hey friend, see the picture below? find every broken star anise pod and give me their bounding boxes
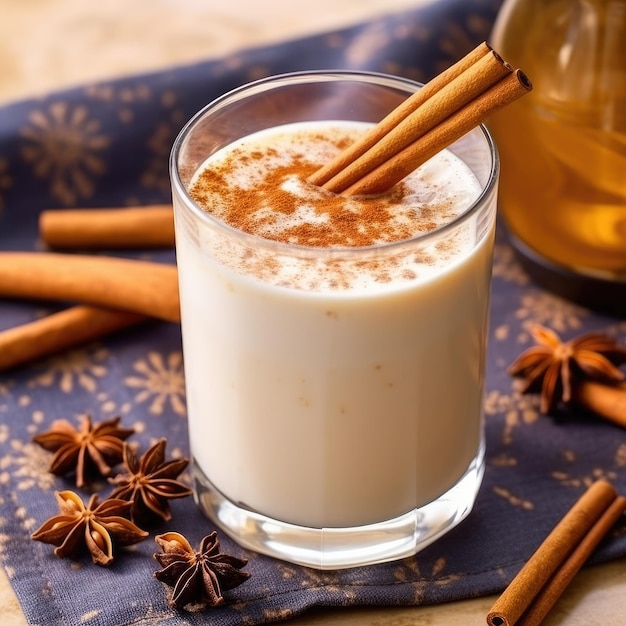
[154,531,251,609]
[508,324,626,414]
[108,439,192,525]
[33,414,135,488]
[31,490,148,566]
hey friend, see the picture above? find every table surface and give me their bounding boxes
[1,1,625,624]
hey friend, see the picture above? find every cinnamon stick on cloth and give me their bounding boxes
[516,495,626,626]
[0,252,180,322]
[571,380,626,429]
[486,480,626,626]
[0,305,148,372]
[39,204,175,250]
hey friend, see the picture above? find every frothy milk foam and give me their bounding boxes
[175,121,493,528]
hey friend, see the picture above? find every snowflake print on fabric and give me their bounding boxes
[491,486,534,511]
[514,292,588,335]
[484,388,541,446]
[20,101,109,205]
[28,347,109,394]
[551,443,626,490]
[125,351,186,416]
[1,440,58,493]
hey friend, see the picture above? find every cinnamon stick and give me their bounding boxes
[320,49,512,194]
[0,306,148,372]
[486,480,619,626]
[516,495,626,626]
[345,69,531,196]
[307,41,493,187]
[39,204,174,250]
[572,380,626,429]
[0,252,179,322]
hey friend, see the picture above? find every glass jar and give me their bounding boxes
[489,0,626,315]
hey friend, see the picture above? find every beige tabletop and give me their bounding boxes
[1,1,625,624]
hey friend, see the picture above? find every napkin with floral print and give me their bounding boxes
[1,1,626,625]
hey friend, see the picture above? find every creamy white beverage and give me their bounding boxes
[174,120,493,530]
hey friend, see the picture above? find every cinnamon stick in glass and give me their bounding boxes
[39,204,174,250]
[486,480,620,626]
[308,41,493,187]
[0,252,180,322]
[0,306,148,372]
[308,41,531,197]
[345,69,531,196]
[320,49,512,194]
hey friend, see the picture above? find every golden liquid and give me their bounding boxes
[490,0,626,278]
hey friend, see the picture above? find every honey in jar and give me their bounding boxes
[489,0,626,314]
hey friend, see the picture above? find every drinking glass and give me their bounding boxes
[170,71,499,569]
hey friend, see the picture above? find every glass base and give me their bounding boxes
[192,442,485,570]
[507,230,626,318]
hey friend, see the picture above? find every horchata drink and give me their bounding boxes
[170,72,499,569]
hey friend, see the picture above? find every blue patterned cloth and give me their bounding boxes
[1,1,626,625]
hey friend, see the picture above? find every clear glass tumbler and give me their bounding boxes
[170,71,499,569]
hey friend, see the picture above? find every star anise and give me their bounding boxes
[154,531,251,609]
[31,490,148,566]
[33,414,135,487]
[508,325,626,414]
[108,439,192,525]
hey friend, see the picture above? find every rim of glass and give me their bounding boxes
[170,70,499,256]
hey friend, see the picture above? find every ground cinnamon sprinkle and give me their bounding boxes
[193,158,411,247]
[188,126,439,249]
[186,123,478,290]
